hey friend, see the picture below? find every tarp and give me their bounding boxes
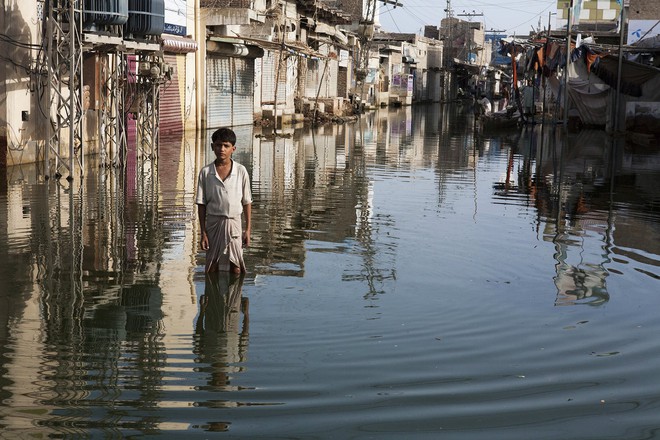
[632,34,660,48]
[567,59,611,125]
[591,54,660,97]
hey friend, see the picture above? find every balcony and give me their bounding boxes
[201,0,267,26]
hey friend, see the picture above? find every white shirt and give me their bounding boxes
[479,97,492,115]
[196,160,253,218]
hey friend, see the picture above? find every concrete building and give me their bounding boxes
[2,0,450,169]
[373,33,443,106]
[201,0,354,127]
[437,17,488,100]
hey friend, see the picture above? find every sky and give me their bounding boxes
[376,0,559,37]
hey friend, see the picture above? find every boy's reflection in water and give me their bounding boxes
[194,272,249,392]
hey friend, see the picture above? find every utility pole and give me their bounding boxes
[445,0,453,55]
[355,0,402,108]
[456,10,483,64]
[543,12,556,123]
[563,1,572,128]
[444,0,454,101]
[46,0,85,180]
[45,2,164,177]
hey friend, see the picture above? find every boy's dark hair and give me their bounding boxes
[211,127,237,146]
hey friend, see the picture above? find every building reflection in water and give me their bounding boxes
[245,119,400,299]
[505,127,622,306]
[0,131,200,436]
[2,102,660,436]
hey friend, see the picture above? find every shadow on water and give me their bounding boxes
[1,103,660,437]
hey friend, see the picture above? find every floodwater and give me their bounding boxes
[1,104,660,439]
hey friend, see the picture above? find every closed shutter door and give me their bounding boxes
[262,50,287,108]
[207,56,232,128]
[159,54,183,133]
[337,66,347,98]
[327,62,338,97]
[305,58,318,97]
[277,57,288,104]
[261,51,276,104]
[233,58,254,126]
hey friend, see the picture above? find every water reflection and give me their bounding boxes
[1,103,660,437]
[194,273,249,397]
[519,127,616,305]
[544,130,616,305]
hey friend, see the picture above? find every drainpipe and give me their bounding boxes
[273,11,286,131]
[195,0,203,132]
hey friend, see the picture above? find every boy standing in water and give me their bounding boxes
[196,128,253,273]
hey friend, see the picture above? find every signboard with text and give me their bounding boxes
[164,0,187,36]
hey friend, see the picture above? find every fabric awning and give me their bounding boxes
[162,35,198,54]
[207,39,264,58]
[233,34,327,60]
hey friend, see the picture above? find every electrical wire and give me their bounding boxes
[0,54,34,74]
[379,0,556,36]
[378,0,438,31]
[501,1,555,34]
[4,121,29,152]
[0,33,42,50]
[385,6,403,33]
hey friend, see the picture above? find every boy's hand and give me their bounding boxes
[242,231,250,248]
[200,232,209,250]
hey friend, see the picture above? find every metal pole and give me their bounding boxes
[69,0,76,179]
[45,0,53,178]
[563,2,572,128]
[613,2,626,134]
[542,11,554,124]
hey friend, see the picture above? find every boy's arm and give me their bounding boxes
[198,204,209,250]
[242,203,252,247]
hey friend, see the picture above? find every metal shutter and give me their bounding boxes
[261,51,276,104]
[233,58,255,126]
[159,54,183,133]
[207,55,255,128]
[305,58,318,98]
[207,56,232,128]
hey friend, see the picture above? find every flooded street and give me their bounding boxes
[1,104,660,438]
